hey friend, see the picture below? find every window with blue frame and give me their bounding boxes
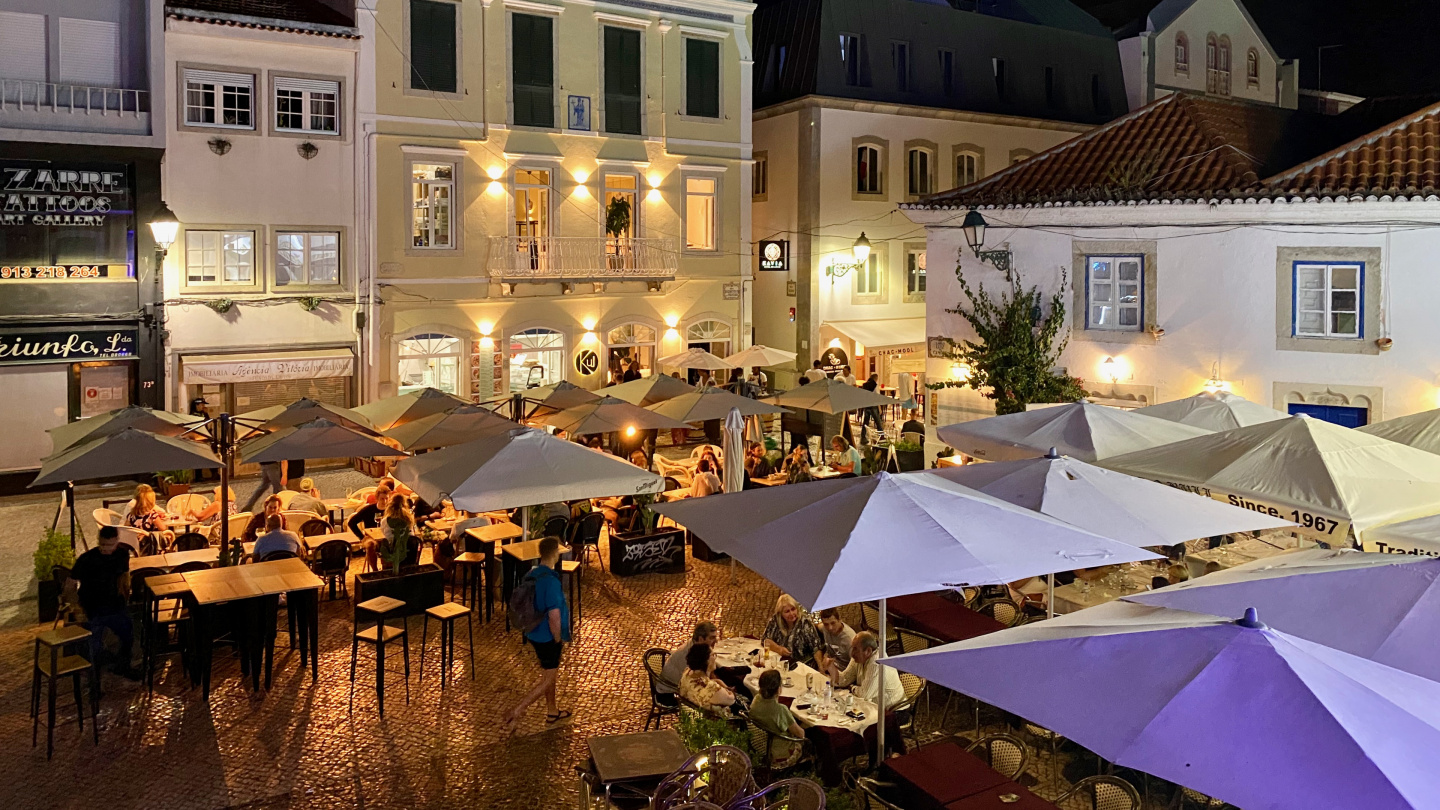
[1287,403,1368,428]
[1293,262,1362,338]
[1085,255,1143,331]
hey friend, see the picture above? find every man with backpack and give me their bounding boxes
[502,536,571,732]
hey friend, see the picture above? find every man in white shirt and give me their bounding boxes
[827,631,904,711]
[660,621,718,702]
[449,510,493,546]
[838,365,857,386]
[747,366,768,392]
[803,360,827,383]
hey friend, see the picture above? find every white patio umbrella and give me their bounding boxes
[33,427,223,486]
[764,377,899,459]
[647,388,787,424]
[1359,513,1440,556]
[353,387,470,430]
[1360,408,1440,455]
[1134,390,1288,432]
[599,374,696,407]
[1102,415,1440,545]
[47,406,198,454]
[722,407,747,583]
[724,344,797,369]
[938,400,1212,463]
[658,347,735,371]
[238,418,404,463]
[541,396,691,436]
[383,404,516,452]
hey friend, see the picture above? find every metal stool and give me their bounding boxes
[31,625,100,759]
[349,596,409,717]
[451,552,489,621]
[142,576,192,691]
[420,601,474,688]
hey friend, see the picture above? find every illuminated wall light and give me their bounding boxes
[664,328,680,340]
[663,314,679,328]
[572,183,589,198]
[646,188,662,203]
[1100,356,1128,384]
[573,169,589,184]
[486,180,505,196]
[478,320,495,336]
[479,336,495,350]
[950,362,971,381]
[854,341,865,357]
[582,317,597,330]
[827,337,843,349]
[583,331,598,344]
[647,173,662,188]
[486,166,504,180]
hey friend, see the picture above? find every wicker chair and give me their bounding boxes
[894,670,926,742]
[643,647,680,730]
[745,714,807,777]
[1174,787,1229,809]
[854,777,906,810]
[858,602,898,650]
[652,746,755,810]
[966,732,1029,780]
[1058,775,1141,810]
[1022,721,1066,797]
[977,596,1025,627]
[732,777,826,810]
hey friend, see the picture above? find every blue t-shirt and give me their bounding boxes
[523,564,571,644]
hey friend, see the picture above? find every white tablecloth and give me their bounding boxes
[740,657,878,732]
[1052,566,1157,614]
[1187,535,1300,578]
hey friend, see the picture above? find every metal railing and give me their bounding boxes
[488,236,678,280]
[0,79,150,116]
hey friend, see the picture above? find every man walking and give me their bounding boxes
[242,459,287,513]
[502,536,570,731]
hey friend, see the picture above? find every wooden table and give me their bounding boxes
[322,497,358,525]
[462,523,526,619]
[131,544,255,571]
[586,730,691,805]
[882,740,1015,810]
[305,531,360,552]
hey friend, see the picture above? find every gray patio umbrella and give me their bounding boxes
[47,406,198,454]
[762,377,897,415]
[542,396,691,436]
[354,387,470,430]
[599,373,696,407]
[238,397,376,433]
[239,418,404,464]
[384,405,517,452]
[648,388,787,423]
[32,427,222,487]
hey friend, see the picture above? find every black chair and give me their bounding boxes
[174,532,209,551]
[642,647,679,730]
[350,596,410,717]
[314,539,352,600]
[542,515,569,539]
[568,512,607,570]
[664,476,684,492]
[172,560,213,574]
[128,567,165,606]
[260,550,298,562]
[298,519,331,538]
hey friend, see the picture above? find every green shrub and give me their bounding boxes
[676,710,750,754]
[33,528,74,583]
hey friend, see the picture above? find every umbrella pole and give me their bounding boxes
[69,483,79,551]
[1048,575,1055,620]
[522,507,530,541]
[219,413,232,563]
[877,596,888,762]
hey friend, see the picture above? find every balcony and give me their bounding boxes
[0,79,152,137]
[487,237,678,282]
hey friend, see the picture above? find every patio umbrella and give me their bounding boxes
[599,373,696,407]
[238,418,404,464]
[1134,391,1288,432]
[541,396,691,436]
[353,387,469,430]
[1363,513,1440,556]
[1359,408,1440,455]
[724,344,797,368]
[1101,415,1440,545]
[33,427,223,487]
[658,347,735,371]
[648,388,787,424]
[937,400,1211,463]
[1127,548,1440,681]
[722,407,747,582]
[383,404,516,452]
[47,406,198,454]
[763,377,896,415]
[238,397,376,433]
[887,600,1440,810]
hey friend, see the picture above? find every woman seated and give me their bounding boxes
[678,642,735,712]
[783,446,813,484]
[376,495,418,569]
[830,435,863,474]
[762,593,823,664]
[691,457,723,497]
[194,485,238,524]
[242,495,285,543]
[744,442,774,479]
[126,484,175,550]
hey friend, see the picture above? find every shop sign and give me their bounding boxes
[1150,479,1352,543]
[574,348,600,375]
[759,240,788,271]
[723,282,741,300]
[182,352,355,384]
[2,162,129,228]
[0,264,132,282]
[0,326,137,365]
[872,346,918,357]
[820,346,849,375]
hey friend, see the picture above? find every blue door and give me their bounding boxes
[1287,403,1369,428]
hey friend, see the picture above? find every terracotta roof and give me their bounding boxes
[1261,98,1440,198]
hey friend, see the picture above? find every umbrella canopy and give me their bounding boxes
[1101,415,1440,544]
[353,387,470,430]
[927,450,1293,549]
[1127,548,1440,680]
[651,471,1159,611]
[598,374,696,407]
[541,396,690,436]
[724,344,797,368]
[239,418,403,463]
[47,406,197,454]
[648,388,787,424]
[394,426,663,511]
[1363,513,1440,556]
[762,377,897,415]
[938,400,1211,463]
[33,427,222,487]
[383,405,516,452]
[658,347,735,371]
[1134,391,1289,432]
[238,397,376,433]
[522,379,602,411]
[722,408,746,495]
[887,600,1440,810]
[1359,408,1440,455]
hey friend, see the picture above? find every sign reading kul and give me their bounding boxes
[0,327,137,365]
[1,164,127,227]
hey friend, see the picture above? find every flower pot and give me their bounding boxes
[162,482,191,498]
[354,563,444,616]
[610,527,687,576]
[37,579,60,624]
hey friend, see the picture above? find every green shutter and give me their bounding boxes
[604,26,642,134]
[409,0,457,94]
[685,38,720,118]
[513,14,554,127]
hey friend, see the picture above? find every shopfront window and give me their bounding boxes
[509,328,564,392]
[398,333,462,394]
[606,322,656,384]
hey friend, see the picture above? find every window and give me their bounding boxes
[856,145,881,195]
[752,152,768,199]
[1217,37,1231,95]
[1294,264,1361,338]
[603,173,637,239]
[399,333,462,395]
[513,14,555,127]
[184,69,254,129]
[686,320,731,358]
[685,38,721,118]
[906,148,932,196]
[0,12,47,82]
[514,169,551,239]
[1175,33,1189,74]
[185,231,255,285]
[855,254,880,295]
[607,322,657,383]
[409,0,457,94]
[1086,255,1143,331]
[603,26,642,135]
[993,58,1006,101]
[840,34,860,86]
[1206,34,1230,96]
[275,77,339,134]
[509,328,564,393]
[684,176,717,251]
[1247,48,1260,86]
[1010,149,1033,166]
[777,45,788,82]
[59,18,119,87]
[892,41,910,91]
[939,50,955,96]
[906,249,926,297]
[276,232,340,286]
[1044,66,1057,108]
[956,152,979,187]
[412,162,454,249]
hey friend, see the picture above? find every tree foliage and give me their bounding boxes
[928,262,1085,415]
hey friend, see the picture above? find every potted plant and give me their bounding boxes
[34,528,75,623]
[604,196,631,268]
[354,526,445,615]
[611,493,687,575]
[156,469,194,498]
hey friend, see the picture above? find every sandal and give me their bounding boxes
[545,709,573,724]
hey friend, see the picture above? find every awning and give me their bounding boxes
[823,318,927,349]
[182,348,355,385]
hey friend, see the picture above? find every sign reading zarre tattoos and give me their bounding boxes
[1,162,129,227]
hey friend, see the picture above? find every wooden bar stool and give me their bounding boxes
[143,576,193,691]
[31,625,100,759]
[420,601,474,688]
[451,552,489,621]
[350,596,409,717]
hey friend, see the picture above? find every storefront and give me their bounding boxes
[179,347,356,415]
[822,317,927,401]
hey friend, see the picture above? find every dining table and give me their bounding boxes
[741,657,879,735]
[883,740,1058,810]
[748,466,847,488]
[498,539,582,634]
[583,730,692,807]
[1187,534,1300,578]
[1051,564,1158,615]
[131,543,255,571]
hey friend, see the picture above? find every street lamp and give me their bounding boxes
[825,232,875,280]
[149,201,179,254]
[960,209,1013,276]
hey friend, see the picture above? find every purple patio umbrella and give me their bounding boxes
[1127,548,1440,681]
[887,600,1440,810]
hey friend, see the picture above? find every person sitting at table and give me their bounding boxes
[763,594,823,663]
[660,621,718,705]
[126,483,175,550]
[252,514,304,561]
[679,642,735,711]
[784,445,814,484]
[817,608,856,670]
[68,526,139,680]
[195,485,238,524]
[243,495,285,543]
[692,458,723,497]
[1150,575,1170,590]
[286,477,328,518]
[698,446,722,477]
[744,442,774,480]
[629,449,651,472]
[448,510,493,546]
[827,631,905,716]
[1203,560,1223,576]
[751,669,805,762]
[1166,563,1191,586]
[830,435,863,474]
[371,495,418,570]
[348,483,391,538]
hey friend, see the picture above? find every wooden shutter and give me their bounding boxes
[59,17,120,87]
[512,14,554,127]
[685,38,720,118]
[409,0,457,93]
[603,26,642,134]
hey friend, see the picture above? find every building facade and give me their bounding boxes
[356,0,754,403]
[0,0,167,475]
[750,0,1123,393]
[159,1,362,418]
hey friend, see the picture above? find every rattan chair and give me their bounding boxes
[1058,775,1141,810]
[894,670,926,742]
[1174,787,1229,809]
[1022,721,1067,797]
[643,647,680,730]
[854,776,906,810]
[745,714,807,777]
[732,777,825,810]
[966,732,1029,780]
[977,596,1025,627]
[690,745,755,808]
[859,602,898,650]
[174,532,210,551]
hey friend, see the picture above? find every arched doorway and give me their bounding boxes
[606,322,657,384]
[397,333,463,395]
[684,319,732,385]
[508,328,565,392]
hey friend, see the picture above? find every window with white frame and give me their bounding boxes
[1086,255,1143,331]
[184,69,254,129]
[956,152,979,187]
[906,248,926,296]
[906,148,932,196]
[412,162,454,249]
[276,232,340,286]
[1246,48,1260,86]
[855,254,880,295]
[753,152,768,199]
[1294,263,1361,338]
[1175,32,1189,74]
[185,230,255,285]
[275,77,339,134]
[399,333,462,394]
[685,175,717,251]
[856,144,881,194]
[603,173,637,240]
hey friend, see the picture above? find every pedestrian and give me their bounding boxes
[242,458,287,513]
[859,373,882,441]
[838,365,857,386]
[803,360,827,383]
[502,536,571,732]
[67,526,139,680]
